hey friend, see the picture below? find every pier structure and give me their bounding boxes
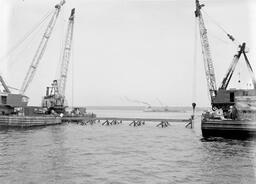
[61,116,193,128]
[156,120,171,128]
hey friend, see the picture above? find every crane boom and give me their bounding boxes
[220,43,245,90]
[58,8,75,97]
[195,0,217,102]
[0,75,11,93]
[19,0,65,95]
[243,50,256,89]
[41,8,75,113]
[220,42,256,90]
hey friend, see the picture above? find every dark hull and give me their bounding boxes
[201,118,256,139]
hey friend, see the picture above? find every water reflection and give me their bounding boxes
[45,125,70,183]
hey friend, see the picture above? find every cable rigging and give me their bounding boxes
[0,9,54,63]
[20,0,66,95]
[201,9,238,45]
[192,16,198,103]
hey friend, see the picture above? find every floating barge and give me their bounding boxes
[0,115,61,128]
[201,95,256,138]
[0,93,62,128]
[202,118,256,138]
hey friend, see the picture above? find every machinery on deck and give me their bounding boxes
[195,0,256,113]
[195,0,256,138]
[0,2,91,127]
[0,1,65,116]
[41,9,75,114]
[0,75,28,115]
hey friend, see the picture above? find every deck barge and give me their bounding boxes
[0,115,61,128]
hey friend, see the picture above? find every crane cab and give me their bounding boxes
[212,88,256,112]
[0,93,29,115]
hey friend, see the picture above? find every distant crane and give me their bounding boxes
[19,0,65,95]
[41,8,75,113]
[156,98,168,111]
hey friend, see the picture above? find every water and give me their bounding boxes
[0,107,256,184]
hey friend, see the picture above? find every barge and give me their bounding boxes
[0,115,61,128]
[0,1,70,128]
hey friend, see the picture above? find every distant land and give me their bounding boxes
[85,106,209,112]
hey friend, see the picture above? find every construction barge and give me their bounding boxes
[195,0,256,138]
[0,92,62,128]
[0,1,74,128]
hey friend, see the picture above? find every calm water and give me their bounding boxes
[0,108,256,184]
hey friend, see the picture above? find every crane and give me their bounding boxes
[195,0,256,111]
[220,43,256,90]
[42,8,75,113]
[19,0,65,95]
[58,8,75,99]
[195,0,217,103]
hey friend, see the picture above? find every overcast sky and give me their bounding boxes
[0,0,256,107]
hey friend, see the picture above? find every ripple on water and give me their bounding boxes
[0,120,255,183]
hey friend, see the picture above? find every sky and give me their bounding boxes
[0,0,256,107]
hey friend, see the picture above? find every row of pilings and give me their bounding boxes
[63,117,194,128]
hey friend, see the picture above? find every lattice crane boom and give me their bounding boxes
[220,43,245,90]
[242,49,256,89]
[41,8,75,113]
[19,0,65,95]
[220,42,256,90]
[195,0,217,102]
[58,8,75,98]
[0,75,11,93]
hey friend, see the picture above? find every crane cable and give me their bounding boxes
[207,31,230,45]
[202,9,250,88]
[193,17,198,103]
[55,13,66,81]
[9,17,50,68]
[0,9,54,63]
[201,9,240,46]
